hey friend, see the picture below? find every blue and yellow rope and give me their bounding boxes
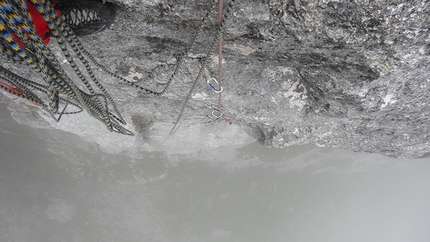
[0,0,132,135]
[0,0,236,136]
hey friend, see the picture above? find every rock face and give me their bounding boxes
[1,0,429,158]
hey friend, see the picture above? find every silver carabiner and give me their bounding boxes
[207,77,223,93]
[212,109,223,118]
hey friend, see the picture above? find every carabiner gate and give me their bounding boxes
[207,77,223,93]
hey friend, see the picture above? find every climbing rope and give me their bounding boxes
[0,65,83,115]
[0,0,234,136]
[169,0,236,134]
[216,0,224,118]
[0,0,135,134]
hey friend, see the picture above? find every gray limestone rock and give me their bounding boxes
[1,0,429,158]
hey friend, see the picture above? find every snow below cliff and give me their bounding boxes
[1,101,430,242]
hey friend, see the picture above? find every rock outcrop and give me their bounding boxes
[1,0,429,158]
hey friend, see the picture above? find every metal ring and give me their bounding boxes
[212,109,223,118]
[207,77,223,93]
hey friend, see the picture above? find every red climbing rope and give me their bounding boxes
[216,0,232,125]
[217,0,223,116]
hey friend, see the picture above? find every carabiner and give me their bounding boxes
[207,77,223,93]
[212,109,223,118]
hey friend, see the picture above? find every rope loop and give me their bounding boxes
[212,109,223,118]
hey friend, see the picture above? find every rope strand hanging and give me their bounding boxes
[168,0,236,135]
[216,0,224,118]
[0,0,236,136]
